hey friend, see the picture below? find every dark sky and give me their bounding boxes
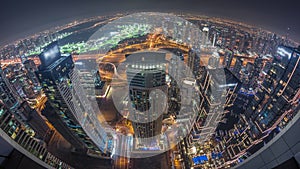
[1,0,300,46]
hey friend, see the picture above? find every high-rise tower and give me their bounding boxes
[37,42,110,157]
[126,52,168,149]
[250,46,300,132]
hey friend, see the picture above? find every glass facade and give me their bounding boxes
[37,43,110,157]
[0,99,71,169]
[126,52,167,147]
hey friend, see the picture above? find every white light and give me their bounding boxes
[277,47,292,59]
[203,27,209,32]
[43,46,59,59]
[219,83,237,88]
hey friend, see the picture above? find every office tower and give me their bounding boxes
[232,58,243,78]
[1,63,52,142]
[125,52,168,149]
[202,27,210,45]
[245,62,254,75]
[37,42,110,156]
[5,64,38,99]
[263,60,272,74]
[187,67,241,146]
[188,49,200,77]
[19,101,52,142]
[0,66,20,113]
[251,46,300,132]
[0,101,72,169]
[252,57,263,78]
[1,62,70,168]
[182,67,240,168]
[169,53,185,82]
[0,65,28,123]
[167,55,183,116]
[240,62,252,85]
[249,57,263,88]
[23,59,40,87]
[224,46,300,162]
[208,52,220,69]
[74,59,99,97]
[224,49,234,68]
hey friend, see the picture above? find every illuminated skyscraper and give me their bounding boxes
[187,67,240,146]
[250,46,300,132]
[0,100,72,169]
[232,58,243,78]
[126,52,167,148]
[202,27,210,45]
[208,52,220,69]
[224,46,300,162]
[0,66,20,113]
[1,63,52,142]
[23,59,40,87]
[37,42,110,157]
[74,59,99,97]
[223,49,234,68]
[0,57,70,169]
[251,57,263,79]
[188,49,200,76]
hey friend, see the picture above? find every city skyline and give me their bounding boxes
[1,0,300,46]
[0,9,299,169]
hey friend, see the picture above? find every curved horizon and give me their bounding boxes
[1,0,300,46]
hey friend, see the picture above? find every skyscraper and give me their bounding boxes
[0,54,70,169]
[188,49,200,77]
[0,99,72,169]
[0,66,21,112]
[208,52,220,69]
[252,46,300,132]
[223,45,300,162]
[232,58,243,78]
[37,42,110,157]
[23,59,40,87]
[249,57,263,88]
[187,67,240,146]
[125,52,168,149]
[0,65,29,122]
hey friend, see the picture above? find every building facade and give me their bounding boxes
[126,52,168,149]
[37,42,110,157]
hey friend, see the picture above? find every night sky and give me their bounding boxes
[1,0,300,46]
